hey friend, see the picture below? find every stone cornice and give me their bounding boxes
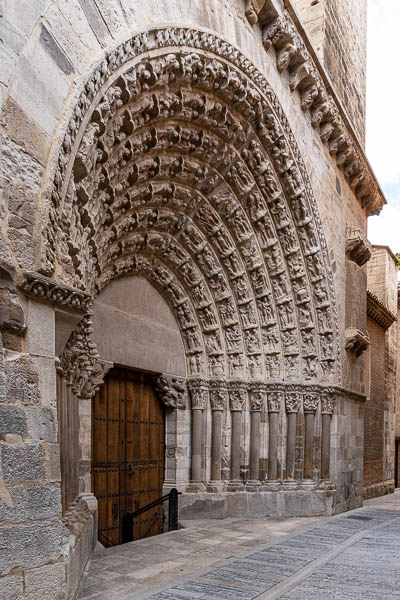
[20,272,92,313]
[246,0,386,217]
[367,290,397,331]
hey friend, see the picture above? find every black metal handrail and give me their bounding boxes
[122,488,181,544]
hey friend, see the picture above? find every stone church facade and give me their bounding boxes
[0,0,386,598]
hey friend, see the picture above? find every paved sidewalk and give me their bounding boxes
[79,491,400,600]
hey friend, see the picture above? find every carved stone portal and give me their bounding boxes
[43,26,339,388]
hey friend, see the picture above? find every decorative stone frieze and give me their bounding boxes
[345,328,370,357]
[346,227,372,266]
[367,291,397,331]
[21,272,92,313]
[154,374,186,409]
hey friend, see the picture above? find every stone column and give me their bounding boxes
[283,391,302,490]
[265,390,283,491]
[207,379,227,492]
[187,379,208,492]
[301,392,319,490]
[320,392,335,488]
[227,382,247,491]
[247,384,266,490]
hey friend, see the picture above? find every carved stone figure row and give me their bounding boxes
[187,378,336,414]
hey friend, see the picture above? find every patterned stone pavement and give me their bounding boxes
[78,492,400,600]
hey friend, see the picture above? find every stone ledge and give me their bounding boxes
[179,489,335,519]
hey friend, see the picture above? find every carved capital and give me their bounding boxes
[321,392,335,415]
[248,383,266,411]
[229,381,247,411]
[154,374,186,409]
[267,390,283,412]
[285,391,302,413]
[188,378,209,410]
[209,379,228,411]
[303,392,319,413]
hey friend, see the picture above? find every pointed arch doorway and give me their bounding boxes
[92,367,165,546]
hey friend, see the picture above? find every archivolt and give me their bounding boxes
[43,26,339,384]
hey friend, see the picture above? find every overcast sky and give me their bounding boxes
[366,0,400,254]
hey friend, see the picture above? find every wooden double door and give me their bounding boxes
[92,367,165,546]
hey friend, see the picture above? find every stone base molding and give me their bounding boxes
[179,489,336,519]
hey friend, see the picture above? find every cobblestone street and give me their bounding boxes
[78,492,400,600]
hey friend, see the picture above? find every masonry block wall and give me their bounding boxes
[364,319,385,489]
[364,246,398,499]
[292,0,367,145]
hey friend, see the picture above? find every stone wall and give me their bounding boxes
[292,0,367,145]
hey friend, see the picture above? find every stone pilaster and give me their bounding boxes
[186,379,208,492]
[247,383,266,490]
[284,391,302,490]
[265,390,283,491]
[207,379,227,492]
[302,392,319,490]
[227,381,247,491]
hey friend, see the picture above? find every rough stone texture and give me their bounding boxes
[0,134,42,194]
[25,562,66,600]
[0,485,26,524]
[0,404,27,440]
[27,483,62,519]
[0,519,63,575]
[5,355,40,405]
[0,573,24,600]
[1,443,46,484]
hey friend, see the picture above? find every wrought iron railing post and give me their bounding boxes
[168,488,179,532]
